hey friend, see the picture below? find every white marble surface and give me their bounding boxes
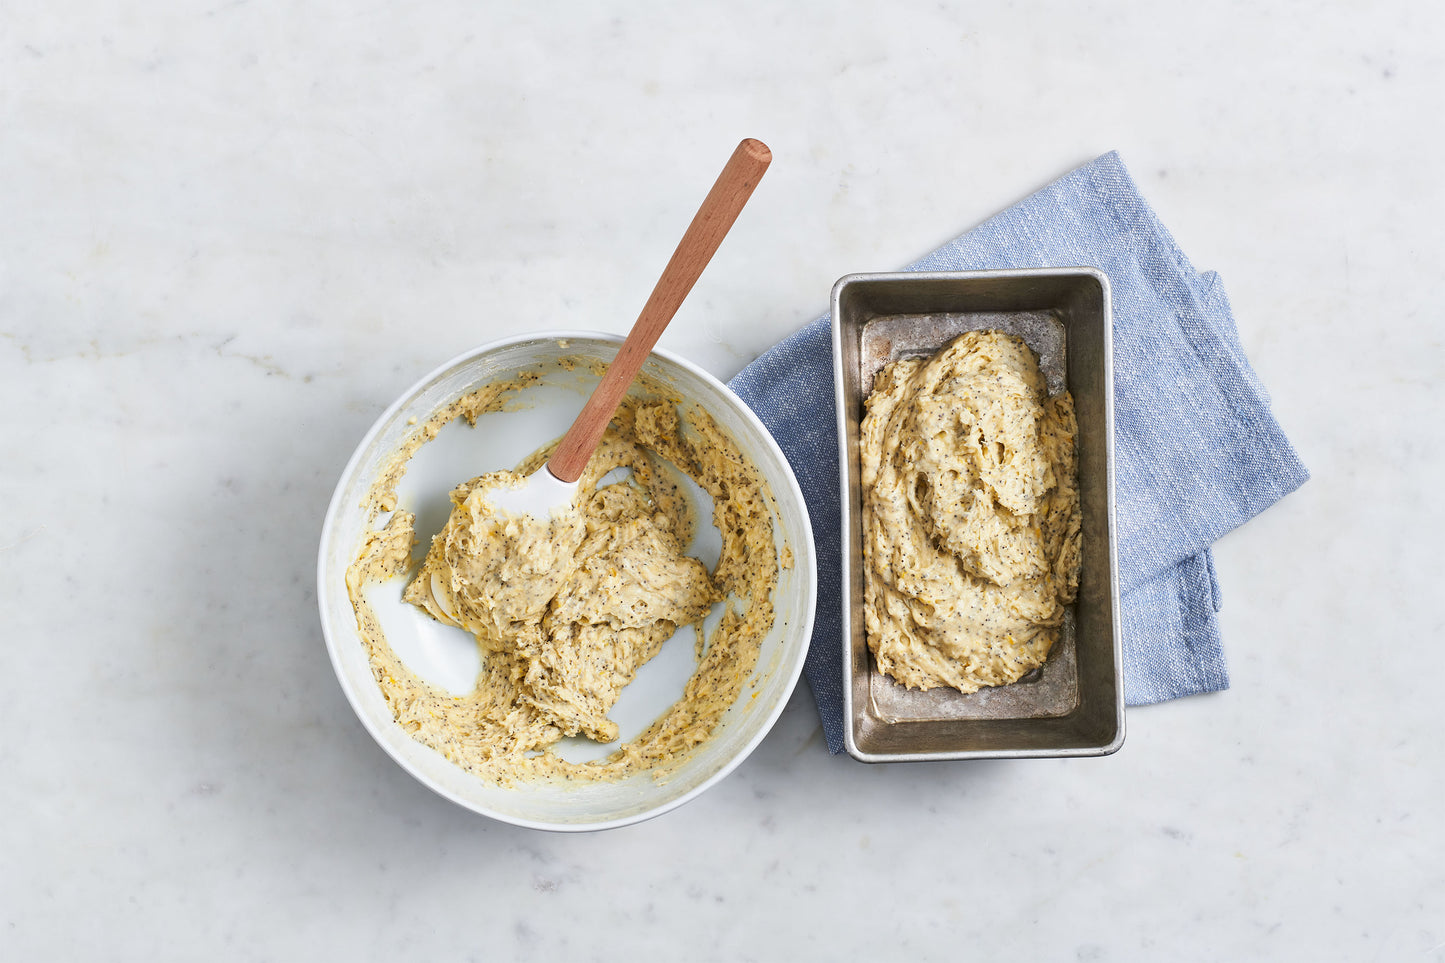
[3,1,1441,959]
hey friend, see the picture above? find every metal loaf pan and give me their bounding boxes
[832,269,1123,762]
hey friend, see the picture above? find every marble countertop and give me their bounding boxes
[4,2,1441,959]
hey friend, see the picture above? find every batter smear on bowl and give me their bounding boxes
[345,372,781,785]
[860,330,1082,693]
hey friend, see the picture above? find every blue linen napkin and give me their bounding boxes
[727,150,1309,754]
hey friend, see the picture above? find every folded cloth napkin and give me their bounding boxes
[727,150,1309,754]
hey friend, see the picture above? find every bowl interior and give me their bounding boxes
[319,332,815,830]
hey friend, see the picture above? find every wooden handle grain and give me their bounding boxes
[547,138,772,483]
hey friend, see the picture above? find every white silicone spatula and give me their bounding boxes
[488,137,772,520]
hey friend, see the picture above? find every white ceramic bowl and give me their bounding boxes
[317,332,816,831]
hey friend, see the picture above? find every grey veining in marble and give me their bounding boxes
[2,2,1441,960]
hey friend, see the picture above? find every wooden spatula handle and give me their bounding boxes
[547,138,772,483]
